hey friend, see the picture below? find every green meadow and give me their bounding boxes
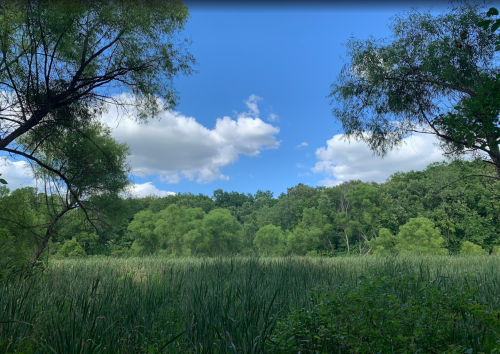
[1,256,500,353]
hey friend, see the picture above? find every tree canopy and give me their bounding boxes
[329,2,500,178]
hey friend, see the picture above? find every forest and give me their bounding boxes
[1,159,499,269]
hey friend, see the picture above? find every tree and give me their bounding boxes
[395,217,448,255]
[154,204,187,255]
[127,210,158,255]
[0,0,195,259]
[55,237,86,258]
[368,228,397,256]
[329,2,500,179]
[460,240,487,255]
[253,224,286,256]
[0,186,47,274]
[202,209,242,256]
[24,120,130,262]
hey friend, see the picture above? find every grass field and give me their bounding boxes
[1,256,500,353]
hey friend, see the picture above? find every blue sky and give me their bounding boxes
[3,1,459,198]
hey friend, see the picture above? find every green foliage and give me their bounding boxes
[368,228,397,255]
[0,0,196,262]
[202,209,242,256]
[330,2,500,177]
[55,238,87,258]
[254,225,286,256]
[270,268,500,353]
[0,187,48,274]
[395,217,448,255]
[127,210,159,255]
[461,241,487,255]
[2,256,500,352]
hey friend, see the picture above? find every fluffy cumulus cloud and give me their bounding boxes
[101,94,280,184]
[126,182,175,198]
[312,133,447,187]
[0,158,36,189]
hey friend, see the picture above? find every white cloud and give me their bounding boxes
[313,133,447,186]
[101,94,280,184]
[243,94,263,117]
[0,158,36,189]
[296,142,308,149]
[126,182,175,198]
[267,113,279,122]
[296,163,306,168]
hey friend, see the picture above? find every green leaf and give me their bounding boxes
[491,21,500,33]
[478,20,491,29]
[487,7,499,17]
[0,179,6,185]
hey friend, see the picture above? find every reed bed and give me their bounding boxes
[1,256,499,353]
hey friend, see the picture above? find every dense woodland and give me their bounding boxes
[2,159,499,265]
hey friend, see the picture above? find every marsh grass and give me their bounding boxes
[1,256,499,353]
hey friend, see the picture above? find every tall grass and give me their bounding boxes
[1,256,499,353]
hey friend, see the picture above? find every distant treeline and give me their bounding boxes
[2,160,500,263]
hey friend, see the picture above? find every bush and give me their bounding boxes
[395,217,448,255]
[368,228,397,255]
[461,241,487,255]
[55,238,87,258]
[269,268,500,353]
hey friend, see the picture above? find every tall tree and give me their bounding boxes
[26,121,130,262]
[329,2,500,178]
[0,1,194,207]
[0,0,195,262]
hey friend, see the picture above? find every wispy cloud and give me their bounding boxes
[243,94,263,117]
[296,142,308,149]
[267,112,279,122]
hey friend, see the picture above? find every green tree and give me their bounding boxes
[23,121,131,262]
[368,228,398,256]
[202,209,242,256]
[253,224,286,256]
[460,241,487,255]
[0,0,195,260]
[0,187,47,274]
[154,204,186,255]
[55,237,87,258]
[127,210,158,255]
[395,217,448,255]
[329,2,500,178]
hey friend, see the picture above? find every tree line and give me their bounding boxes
[1,159,499,267]
[2,1,500,273]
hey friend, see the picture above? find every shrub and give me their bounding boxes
[395,217,448,255]
[269,268,500,353]
[461,241,487,255]
[55,238,87,258]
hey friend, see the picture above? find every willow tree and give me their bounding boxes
[0,0,195,262]
[329,2,500,179]
[0,0,194,186]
